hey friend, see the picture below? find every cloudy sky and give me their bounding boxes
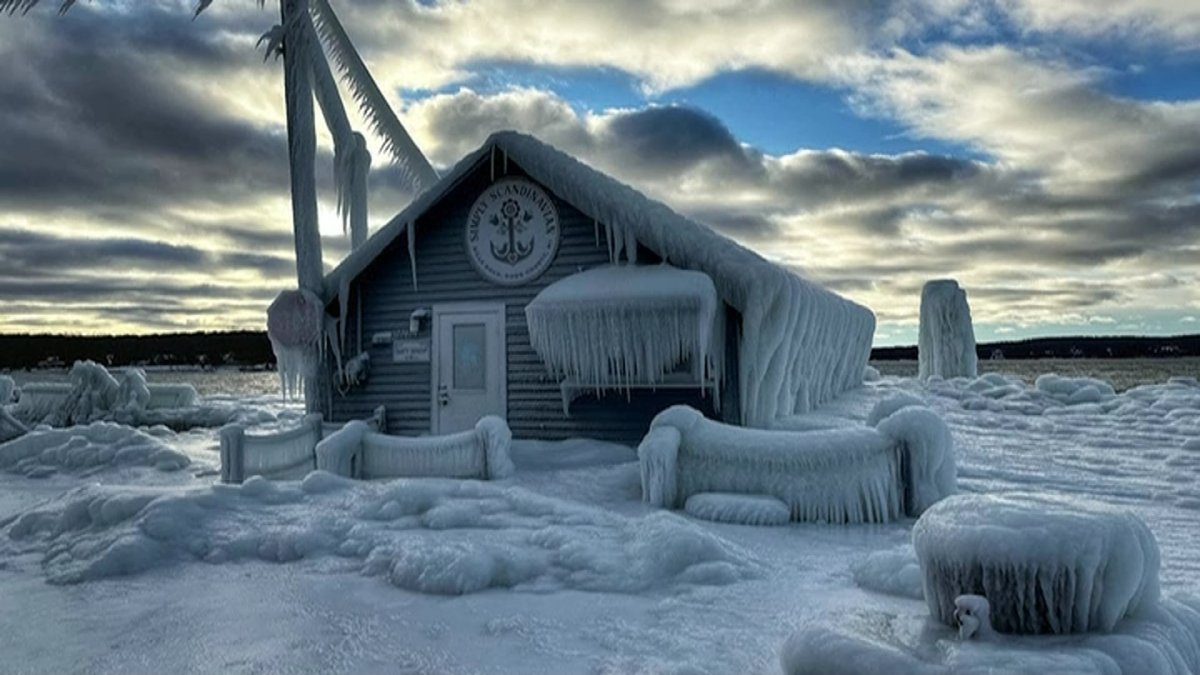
[1,0,1198,345]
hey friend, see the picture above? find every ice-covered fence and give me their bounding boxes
[913,493,1161,635]
[146,384,198,409]
[639,400,955,524]
[220,406,385,483]
[14,377,197,424]
[316,416,513,480]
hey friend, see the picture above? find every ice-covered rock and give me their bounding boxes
[683,492,790,526]
[851,544,924,600]
[918,279,977,380]
[954,594,995,640]
[781,594,1200,674]
[863,365,881,382]
[913,493,1161,634]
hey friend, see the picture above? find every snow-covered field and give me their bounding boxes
[2,369,1199,674]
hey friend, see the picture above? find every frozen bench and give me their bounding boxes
[220,406,386,483]
[638,400,956,524]
[315,415,514,481]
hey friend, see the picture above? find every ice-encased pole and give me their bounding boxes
[917,279,977,380]
[281,0,323,413]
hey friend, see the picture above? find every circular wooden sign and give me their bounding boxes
[465,178,560,286]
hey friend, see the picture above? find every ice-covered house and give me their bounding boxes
[316,131,875,444]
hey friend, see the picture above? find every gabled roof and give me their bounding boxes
[324,130,875,426]
[323,130,778,308]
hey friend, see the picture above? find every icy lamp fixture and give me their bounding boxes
[409,308,430,334]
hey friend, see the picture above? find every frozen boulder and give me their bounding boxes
[918,279,977,380]
[913,493,1160,634]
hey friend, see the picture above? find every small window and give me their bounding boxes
[453,323,486,390]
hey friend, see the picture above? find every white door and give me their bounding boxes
[433,303,507,434]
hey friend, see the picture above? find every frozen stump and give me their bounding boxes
[913,493,1161,635]
[918,279,977,380]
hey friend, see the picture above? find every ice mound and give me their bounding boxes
[850,544,924,600]
[919,371,1194,418]
[0,422,190,477]
[780,595,1200,674]
[2,476,761,593]
[918,279,977,380]
[684,492,790,526]
[913,493,1161,634]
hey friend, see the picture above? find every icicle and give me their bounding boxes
[503,149,508,174]
[309,0,438,192]
[347,133,371,249]
[593,218,599,248]
[525,265,717,396]
[407,220,418,290]
[490,145,495,182]
[337,277,350,347]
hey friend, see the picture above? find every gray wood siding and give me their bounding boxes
[328,158,728,446]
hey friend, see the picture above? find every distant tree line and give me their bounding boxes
[0,331,275,370]
[872,334,1200,361]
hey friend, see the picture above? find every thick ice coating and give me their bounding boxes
[325,132,876,426]
[640,404,955,523]
[526,264,721,396]
[913,493,1161,634]
[266,288,325,400]
[918,279,977,380]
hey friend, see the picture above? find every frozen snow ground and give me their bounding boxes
[1,370,1199,673]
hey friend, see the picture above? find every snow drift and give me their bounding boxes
[918,279,977,380]
[639,403,955,523]
[323,131,875,427]
[2,476,761,595]
[913,493,1161,635]
[0,422,190,477]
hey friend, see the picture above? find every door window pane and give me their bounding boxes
[453,323,486,390]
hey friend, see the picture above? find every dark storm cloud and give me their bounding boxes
[601,106,758,174]
[0,5,294,213]
[0,226,296,278]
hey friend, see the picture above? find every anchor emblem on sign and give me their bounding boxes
[490,198,535,265]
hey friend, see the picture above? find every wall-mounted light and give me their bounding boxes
[409,308,431,334]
